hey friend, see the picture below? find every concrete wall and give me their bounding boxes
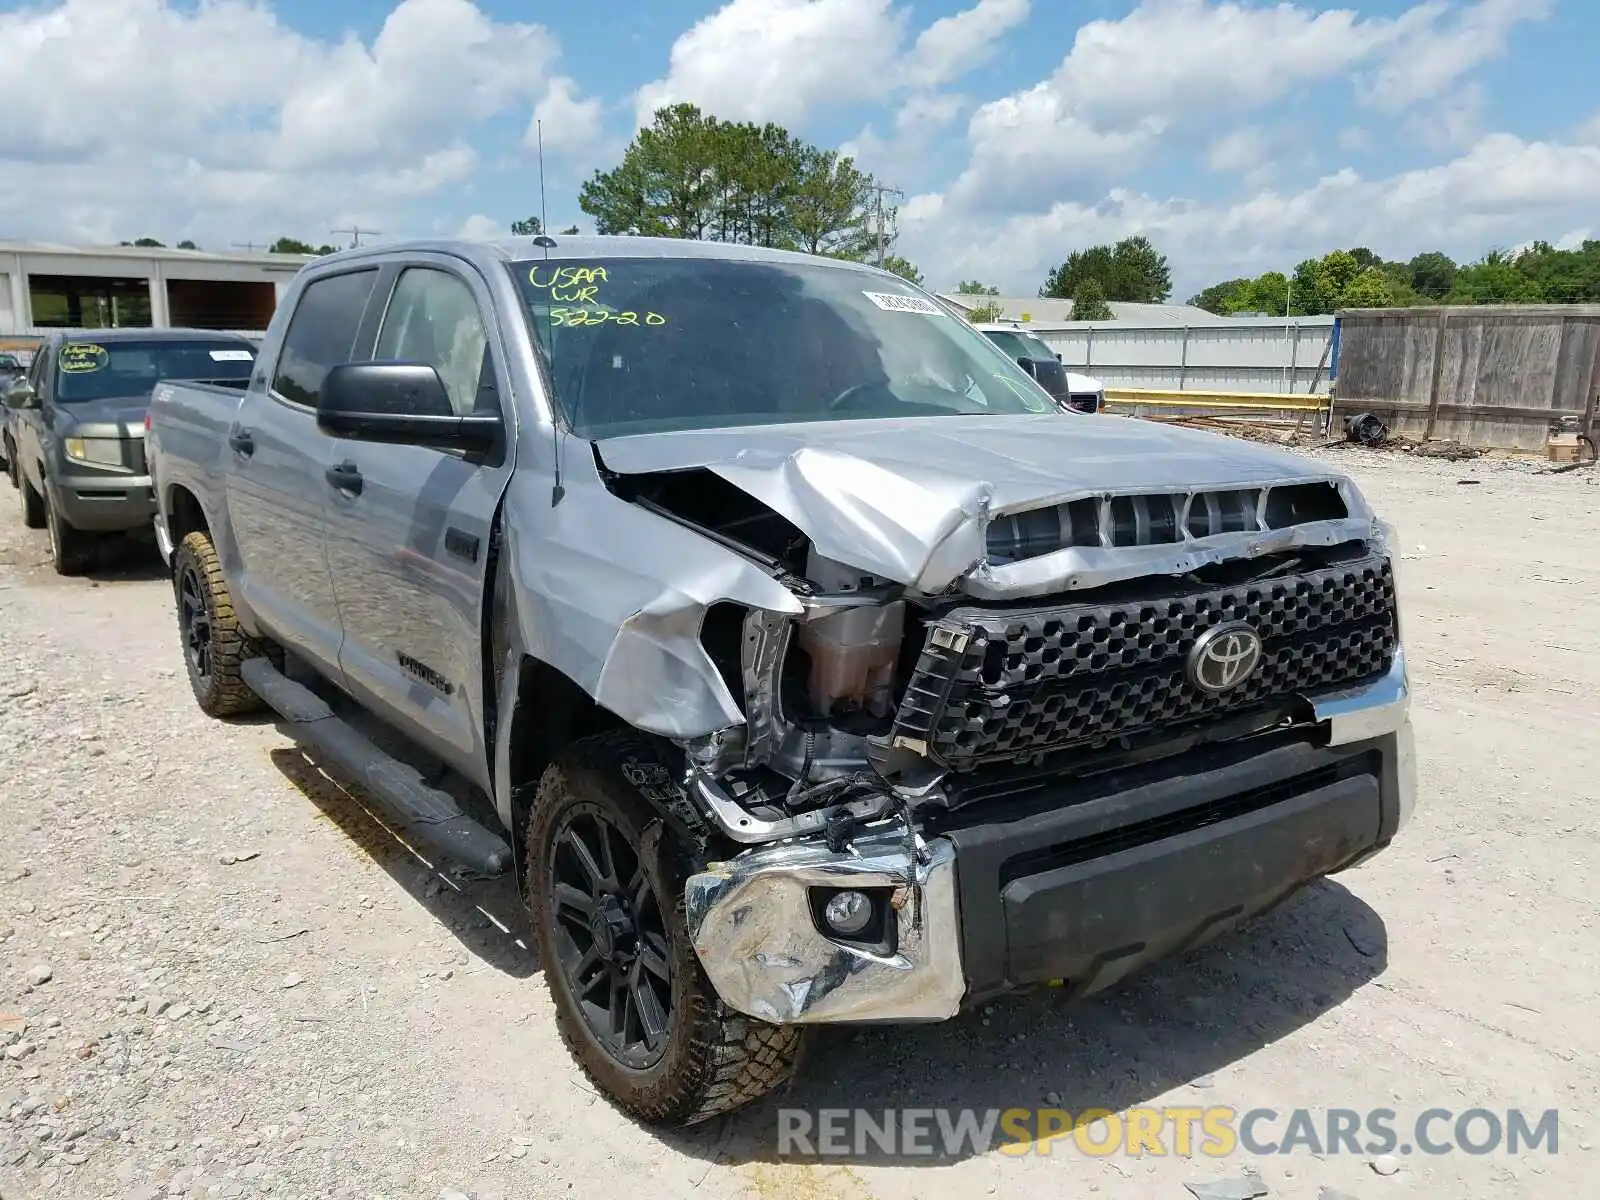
[1020,316,1338,395]
[1334,305,1600,450]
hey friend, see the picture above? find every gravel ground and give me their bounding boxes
[0,447,1597,1200]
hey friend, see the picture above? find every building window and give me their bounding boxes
[28,275,153,329]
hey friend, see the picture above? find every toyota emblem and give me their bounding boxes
[1187,622,1263,694]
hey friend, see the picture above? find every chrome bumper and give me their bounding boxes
[1310,644,1415,831]
[685,829,964,1025]
[686,649,1415,1026]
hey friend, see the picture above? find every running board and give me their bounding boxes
[240,658,512,876]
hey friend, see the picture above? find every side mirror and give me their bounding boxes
[1054,352,1063,362]
[317,363,500,456]
[1015,356,1038,380]
[4,381,39,410]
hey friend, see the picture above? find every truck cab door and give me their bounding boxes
[322,260,516,793]
[224,266,383,678]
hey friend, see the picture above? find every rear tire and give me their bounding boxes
[19,473,44,528]
[526,730,806,1127]
[172,530,267,717]
[44,490,98,576]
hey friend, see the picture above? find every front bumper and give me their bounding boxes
[51,472,157,533]
[685,653,1414,1024]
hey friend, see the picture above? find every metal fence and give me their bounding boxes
[1332,305,1600,451]
[1023,316,1337,396]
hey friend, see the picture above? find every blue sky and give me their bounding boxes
[1,0,1595,299]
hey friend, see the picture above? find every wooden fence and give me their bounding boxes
[1333,305,1600,451]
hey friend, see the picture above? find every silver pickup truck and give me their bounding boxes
[145,235,1415,1127]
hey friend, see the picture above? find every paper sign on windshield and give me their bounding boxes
[862,291,943,316]
[209,349,254,362]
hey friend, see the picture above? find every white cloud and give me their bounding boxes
[633,0,1028,129]
[905,0,1030,89]
[635,0,905,127]
[0,0,561,246]
[270,0,556,170]
[1366,0,1550,112]
[527,76,605,159]
[1206,127,1269,174]
[946,0,1423,207]
[457,213,505,240]
[901,133,1600,296]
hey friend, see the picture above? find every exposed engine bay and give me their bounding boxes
[603,457,1400,847]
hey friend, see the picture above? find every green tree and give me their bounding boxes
[269,237,316,254]
[559,225,580,235]
[1446,250,1546,304]
[880,255,923,286]
[176,239,198,250]
[1189,278,1250,313]
[1071,279,1113,320]
[1041,236,1171,303]
[1236,271,1290,315]
[119,237,165,247]
[1407,251,1457,299]
[1339,267,1395,308]
[966,300,1004,322]
[957,280,999,295]
[787,146,874,257]
[579,102,892,262]
[314,244,339,256]
[510,216,543,236]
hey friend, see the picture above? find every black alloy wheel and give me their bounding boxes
[547,805,673,1070]
[178,559,213,683]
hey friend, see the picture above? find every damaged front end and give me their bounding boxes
[596,425,1414,1024]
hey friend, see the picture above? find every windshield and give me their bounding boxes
[0,354,19,371]
[511,257,1059,437]
[983,329,1057,363]
[54,339,256,404]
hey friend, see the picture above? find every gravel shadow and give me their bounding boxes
[268,744,539,980]
[664,878,1389,1167]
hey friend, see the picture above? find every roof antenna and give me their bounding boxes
[533,116,563,506]
[534,120,554,260]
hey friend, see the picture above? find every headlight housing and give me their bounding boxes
[62,436,126,467]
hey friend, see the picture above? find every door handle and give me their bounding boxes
[325,460,363,495]
[228,428,254,456]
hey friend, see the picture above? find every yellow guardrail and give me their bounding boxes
[1103,388,1329,413]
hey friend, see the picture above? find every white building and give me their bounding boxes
[0,241,314,340]
[936,294,1229,326]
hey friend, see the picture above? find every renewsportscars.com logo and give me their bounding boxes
[777,1106,1561,1159]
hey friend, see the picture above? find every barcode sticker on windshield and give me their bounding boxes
[209,349,254,362]
[863,291,942,315]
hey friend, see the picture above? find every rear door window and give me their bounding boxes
[271,269,379,407]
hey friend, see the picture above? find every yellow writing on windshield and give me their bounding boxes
[529,264,611,305]
[551,309,668,328]
[60,343,109,373]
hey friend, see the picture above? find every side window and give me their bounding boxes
[373,268,494,417]
[271,268,379,407]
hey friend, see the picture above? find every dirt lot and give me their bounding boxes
[1,448,1596,1200]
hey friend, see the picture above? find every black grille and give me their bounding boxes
[891,555,1397,772]
[985,481,1348,562]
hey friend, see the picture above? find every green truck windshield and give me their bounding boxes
[511,257,1056,438]
[55,340,256,404]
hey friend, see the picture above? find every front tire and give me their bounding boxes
[44,490,98,576]
[526,730,805,1127]
[19,473,44,528]
[172,530,267,717]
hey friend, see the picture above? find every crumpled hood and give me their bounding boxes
[595,413,1374,596]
